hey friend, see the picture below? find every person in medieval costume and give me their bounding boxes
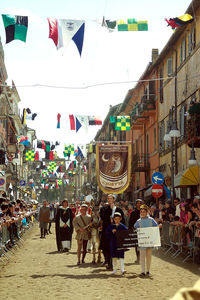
[55,199,73,252]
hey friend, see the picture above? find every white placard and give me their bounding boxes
[137,227,161,248]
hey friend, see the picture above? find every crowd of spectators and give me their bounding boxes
[0,193,37,254]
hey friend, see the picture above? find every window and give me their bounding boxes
[180,38,186,64]
[154,127,156,151]
[160,67,163,103]
[136,139,139,154]
[167,57,173,76]
[141,137,143,154]
[146,133,149,154]
[188,26,196,55]
[149,80,155,101]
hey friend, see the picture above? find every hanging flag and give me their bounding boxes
[75,116,82,132]
[69,115,76,130]
[76,115,89,132]
[77,146,84,159]
[22,108,26,125]
[96,144,132,194]
[110,116,116,123]
[70,161,76,170]
[57,113,61,128]
[102,17,117,31]
[18,136,30,146]
[2,14,28,43]
[88,116,102,125]
[78,144,87,158]
[165,14,194,29]
[49,151,53,160]
[117,19,148,31]
[25,150,35,161]
[35,151,39,161]
[26,113,37,120]
[47,18,85,56]
[115,116,131,131]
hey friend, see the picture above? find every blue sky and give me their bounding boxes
[0,0,192,156]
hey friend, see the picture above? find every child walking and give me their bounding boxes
[106,212,127,275]
[134,204,158,277]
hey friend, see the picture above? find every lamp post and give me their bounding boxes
[164,111,180,203]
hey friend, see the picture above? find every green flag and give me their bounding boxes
[2,14,28,43]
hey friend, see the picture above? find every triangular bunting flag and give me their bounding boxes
[47,18,85,55]
[75,116,82,133]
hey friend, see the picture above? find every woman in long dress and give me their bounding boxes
[55,199,73,252]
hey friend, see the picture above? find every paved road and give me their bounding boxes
[0,224,199,300]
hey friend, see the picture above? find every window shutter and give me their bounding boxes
[180,106,185,139]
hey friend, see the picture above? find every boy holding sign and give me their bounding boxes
[106,212,127,275]
[134,204,158,277]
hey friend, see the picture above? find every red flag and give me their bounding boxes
[47,18,58,47]
[69,115,75,130]
[35,151,39,161]
[57,113,61,128]
[42,140,46,150]
[49,151,54,160]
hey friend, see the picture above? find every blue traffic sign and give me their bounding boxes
[20,180,26,186]
[152,172,165,184]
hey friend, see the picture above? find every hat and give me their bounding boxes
[140,204,149,211]
[136,199,143,203]
[81,204,88,208]
[114,212,121,218]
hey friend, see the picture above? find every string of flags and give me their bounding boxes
[22,108,37,125]
[68,114,102,132]
[110,116,131,131]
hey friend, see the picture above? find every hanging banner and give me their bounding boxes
[96,143,131,194]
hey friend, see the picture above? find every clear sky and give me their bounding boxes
[0,0,192,157]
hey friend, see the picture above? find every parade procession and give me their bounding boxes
[0,0,200,299]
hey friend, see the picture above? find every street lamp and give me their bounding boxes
[164,121,171,141]
[188,141,197,166]
[169,120,180,138]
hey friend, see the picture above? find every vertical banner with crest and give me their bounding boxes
[96,143,131,194]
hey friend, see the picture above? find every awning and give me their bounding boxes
[144,185,153,198]
[174,166,199,187]
[134,185,150,194]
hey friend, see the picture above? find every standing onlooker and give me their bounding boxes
[73,204,92,265]
[39,200,50,239]
[128,199,143,263]
[134,204,158,277]
[174,197,181,217]
[100,194,125,270]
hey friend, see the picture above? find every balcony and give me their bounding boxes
[132,153,150,172]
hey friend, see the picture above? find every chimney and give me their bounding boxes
[152,48,159,63]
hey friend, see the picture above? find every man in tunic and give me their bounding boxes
[73,204,92,265]
[39,200,50,239]
[100,194,125,270]
[55,199,73,252]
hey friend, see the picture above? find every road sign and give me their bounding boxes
[152,172,164,184]
[20,180,26,186]
[0,176,6,191]
[152,184,163,198]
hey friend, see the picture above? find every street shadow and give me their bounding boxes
[30,273,110,280]
[46,251,63,255]
[153,249,200,276]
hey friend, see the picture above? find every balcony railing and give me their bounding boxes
[132,153,150,172]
